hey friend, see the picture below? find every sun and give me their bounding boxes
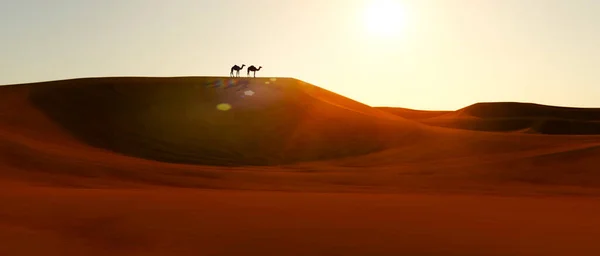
[363,0,407,38]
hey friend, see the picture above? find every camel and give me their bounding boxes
[230,64,245,77]
[247,65,262,78]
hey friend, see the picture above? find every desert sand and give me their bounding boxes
[1,77,600,255]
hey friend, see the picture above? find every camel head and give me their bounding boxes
[258,66,262,70]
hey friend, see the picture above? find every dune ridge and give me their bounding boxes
[375,106,451,120]
[381,102,600,134]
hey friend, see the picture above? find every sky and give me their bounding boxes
[1,0,599,110]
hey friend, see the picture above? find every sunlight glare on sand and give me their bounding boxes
[270,78,277,82]
[244,90,255,96]
[216,103,232,111]
[265,81,270,84]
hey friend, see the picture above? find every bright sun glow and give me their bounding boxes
[363,0,407,38]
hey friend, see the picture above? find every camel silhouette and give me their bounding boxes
[230,64,245,77]
[247,65,262,78]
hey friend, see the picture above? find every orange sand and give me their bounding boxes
[1,77,600,255]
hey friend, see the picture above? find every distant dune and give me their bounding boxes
[375,107,450,120]
[381,102,600,134]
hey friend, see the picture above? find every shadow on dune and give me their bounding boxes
[27,77,417,166]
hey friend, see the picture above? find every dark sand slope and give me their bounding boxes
[22,77,418,166]
[417,102,600,134]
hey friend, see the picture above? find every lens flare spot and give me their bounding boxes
[216,103,232,111]
[270,78,277,82]
[244,90,255,96]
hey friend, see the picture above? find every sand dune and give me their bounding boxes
[458,102,600,120]
[23,77,419,166]
[381,102,600,134]
[376,106,450,120]
[2,77,600,255]
[1,76,600,190]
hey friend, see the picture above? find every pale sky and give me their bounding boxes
[1,0,599,110]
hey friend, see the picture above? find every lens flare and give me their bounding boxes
[210,79,223,88]
[216,103,232,111]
